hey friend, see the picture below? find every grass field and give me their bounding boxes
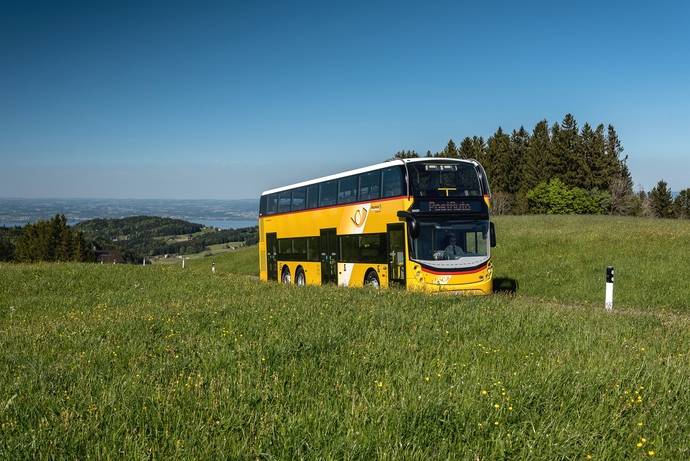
[1,215,689,459]
[152,242,246,264]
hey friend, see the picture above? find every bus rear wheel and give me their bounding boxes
[364,270,380,289]
[281,266,291,284]
[295,267,306,286]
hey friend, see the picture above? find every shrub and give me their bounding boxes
[527,178,610,215]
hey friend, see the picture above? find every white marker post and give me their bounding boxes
[182,258,185,269]
[142,258,146,266]
[605,266,614,311]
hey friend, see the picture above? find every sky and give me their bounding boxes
[1,0,689,199]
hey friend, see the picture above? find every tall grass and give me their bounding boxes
[492,215,690,311]
[1,215,689,458]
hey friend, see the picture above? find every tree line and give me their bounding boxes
[0,215,94,262]
[0,215,259,263]
[394,113,690,218]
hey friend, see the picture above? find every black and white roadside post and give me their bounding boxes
[605,266,614,311]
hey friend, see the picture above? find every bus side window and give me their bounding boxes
[259,195,267,216]
[382,167,403,198]
[278,191,292,213]
[293,238,307,259]
[266,194,278,214]
[307,184,319,209]
[338,176,358,204]
[307,237,320,261]
[320,180,337,207]
[359,171,381,201]
[292,187,306,211]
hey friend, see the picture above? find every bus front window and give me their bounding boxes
[411,220,489,261]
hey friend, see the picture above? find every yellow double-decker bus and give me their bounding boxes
[258,158,496,294]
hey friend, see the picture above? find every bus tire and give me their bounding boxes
[295,267,306,286]
[281,266,291,284]
[364,269,380,289]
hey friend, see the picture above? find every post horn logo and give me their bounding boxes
[350,207,368,227]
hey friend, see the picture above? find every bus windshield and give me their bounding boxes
[408,161,482,197]
[411,219,489,261]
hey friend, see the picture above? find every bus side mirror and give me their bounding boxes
[490,222,497,247]
[397,211,420,239]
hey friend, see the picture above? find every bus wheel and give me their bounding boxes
[364,270,380,289]
[295,267,306,286]
[281,266,291,284]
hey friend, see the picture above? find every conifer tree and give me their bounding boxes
[649,180,674,218]
[392,150,419,159]
[674,189,690,219]
[521,120,550,193]
[485,127,512,193]
[587,124,609,190]
[459,136,486,161]
[552,114,585,188]
[605,125,626,180]
[507,127,529,194]
[440,139,459,158]
[578,123,596,190]
[0,238,14,261]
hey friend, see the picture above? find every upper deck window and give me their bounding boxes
[292,187,306,211]
[338,176,358,204]
[278,191,292,213]
[319,180,337,207]
[382,166,404,198]
[307,184,319,209]
[266,194,278,214]
[408,161,481,198]
[359,171,381,201]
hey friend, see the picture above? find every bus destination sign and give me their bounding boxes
[413,199,484,214]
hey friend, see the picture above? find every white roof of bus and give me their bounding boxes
[260,157,478,196]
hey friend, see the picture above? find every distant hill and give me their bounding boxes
[75,216,204,241]
[75,216,257,263]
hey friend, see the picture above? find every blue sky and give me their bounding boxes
[1,0,688,199]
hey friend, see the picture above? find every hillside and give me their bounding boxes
[187,215,690,311]
[74,216,205,240]
[72,216,258,263]
[1,215,689,458]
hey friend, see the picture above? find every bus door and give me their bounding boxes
[320,228,338,284]
[266,233,278,281]
[387,223,406,287]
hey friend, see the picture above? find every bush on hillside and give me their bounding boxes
[527,178,610,215]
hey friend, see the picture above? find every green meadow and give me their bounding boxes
[1,215,689,459]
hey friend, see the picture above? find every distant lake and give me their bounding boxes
[0,217,257,230]
[0,198,259,229]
